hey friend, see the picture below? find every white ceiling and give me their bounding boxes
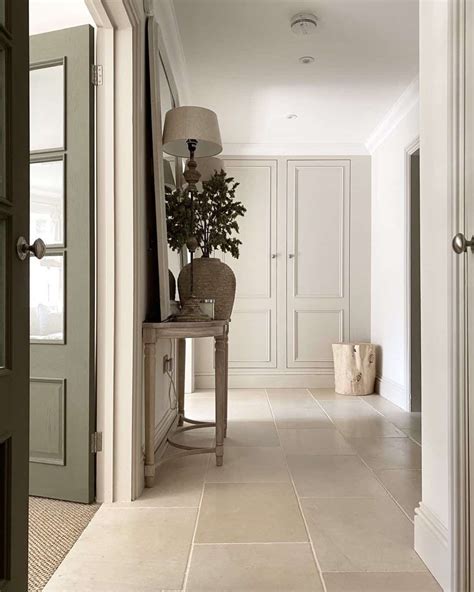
[172,0,419,149]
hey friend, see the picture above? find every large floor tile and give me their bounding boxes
[375,468,422,517]
[205,446,290,482]
[268,393,333,428]
[44,507,196,591]
[302,497,426,572]
[403,426,422,445]
[287,454,387,498]
[172,420,280,448]
[324,572,442,592]
[279,428,356,455]
[309,388,363,401]
[362,395,422,430]
[186,395,273,422]
[347,437,421,470]
[195,482,308,543]
[121,453,209,507]
[319,400,406,437]
[186,543,323,591]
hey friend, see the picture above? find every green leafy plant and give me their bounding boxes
[165,170,246,258]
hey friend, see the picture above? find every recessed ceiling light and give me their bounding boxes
[299,56,315,65]
[286,114,298,120]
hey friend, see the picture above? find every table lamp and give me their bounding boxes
[162,106,223,321]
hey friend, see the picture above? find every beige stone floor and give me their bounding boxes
[44,389,441,592]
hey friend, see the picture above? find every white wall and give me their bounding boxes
[414,0,451,588]
[371,99,419,410]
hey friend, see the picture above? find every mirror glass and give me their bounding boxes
[159,55,182,301]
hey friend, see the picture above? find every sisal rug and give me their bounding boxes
[28,496,100,592]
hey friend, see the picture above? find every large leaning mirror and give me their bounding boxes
[147,18,184,320]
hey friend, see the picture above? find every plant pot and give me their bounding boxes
[178,257,236,320]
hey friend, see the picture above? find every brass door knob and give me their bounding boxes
[16,237,46,261]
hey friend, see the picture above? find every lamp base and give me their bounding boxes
[174,294,211,322]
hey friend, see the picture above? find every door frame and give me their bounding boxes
[84,0,146,503]
[450,0,469,589]
[404,135,420,413]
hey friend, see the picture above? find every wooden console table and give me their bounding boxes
[142,320,229,487]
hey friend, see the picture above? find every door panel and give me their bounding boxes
[29,26,95,503]
[287,160,350,369]
[0,1,30,589]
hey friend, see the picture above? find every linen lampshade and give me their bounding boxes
[162,106,222,158]
[189,157,225,183]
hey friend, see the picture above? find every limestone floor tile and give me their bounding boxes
[279,428,356,455]
[309,388,363,401]
[186,543,323,591]
[267,393,334,428]
[324,572,442,592]
[195,482,308,543]
[319,401,406,437]
[205,446,290,482]
[375,468,422,517]
[403,426,422,445]
[192,388,268,403]
[120,453,209,507]
[347,437,421,470]
[44,506,197,591]
[172,420,280,448]
[302,497,426,572]
[287,454,388,498]
[362,395,422,431]
[266,388,312,400]
[186,396,274,422]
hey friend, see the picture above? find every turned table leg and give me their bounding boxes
[215,334,227,466]
[177,338,186,426]
[143,330,157,488]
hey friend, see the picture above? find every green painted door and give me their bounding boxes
[0,1,30,590]
[29,26,95,503]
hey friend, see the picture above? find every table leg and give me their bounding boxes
[144,334,157,488]
[215,334,227,466]
[177,338,186,426]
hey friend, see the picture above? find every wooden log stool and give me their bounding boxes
[332,342,376,396]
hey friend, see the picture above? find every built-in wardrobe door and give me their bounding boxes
[287,160,350,369]
[224,159,278,368]
[194,159,278,377]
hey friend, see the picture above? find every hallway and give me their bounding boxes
[44,389,440,591]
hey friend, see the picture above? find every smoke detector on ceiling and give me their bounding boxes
[291,13,318,36]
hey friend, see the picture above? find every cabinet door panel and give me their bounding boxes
[287,160,350,369]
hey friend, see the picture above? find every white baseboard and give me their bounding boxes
[375,375,409,410]
[195,372,335,389]
[414,503,450,591]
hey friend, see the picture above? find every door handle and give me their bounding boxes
[16,236,46,261]
[288,253,295,259]
[452,233,474,254]
[271,254,277,259]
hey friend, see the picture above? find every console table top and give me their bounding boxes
[143,319,229,341]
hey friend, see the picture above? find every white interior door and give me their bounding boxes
[286,160,350,369]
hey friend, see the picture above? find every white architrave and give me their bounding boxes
[85,0,145,503]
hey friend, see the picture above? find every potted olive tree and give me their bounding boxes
[165,170,246,320]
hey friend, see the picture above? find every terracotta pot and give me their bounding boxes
[178,257,236,320]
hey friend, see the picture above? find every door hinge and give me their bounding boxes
[90,431,103,453]
[91,64,103,86]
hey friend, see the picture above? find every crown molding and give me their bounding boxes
[222,142,369,156]
[365,76,419,154]
[149,0,191,104]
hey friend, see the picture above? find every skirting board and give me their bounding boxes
[375,375,409,411]
[414,503,449,590]
[195,372,335,389]
[153,407,177,452]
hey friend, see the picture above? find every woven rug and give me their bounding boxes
[28,496,100,592]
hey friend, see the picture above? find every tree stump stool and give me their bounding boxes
[332,342,376,395]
